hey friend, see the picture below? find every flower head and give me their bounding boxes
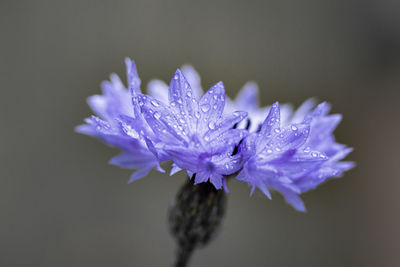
[76,58,354,211]
[237,101,355,211]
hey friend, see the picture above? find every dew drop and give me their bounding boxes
[291,125,297,131]
[213,105,217,110]
[151,100,159,107]
[186,91,192,97]
[195,111,201,119]
[179,118,185,124]
[267,149,273,153]
[274,128,281,133]
[311,152,318,157]
[208,122,216,130]
[153,112,161,119]
[177,99,183,104]
[200,104,210,112]
[213,95,218,100]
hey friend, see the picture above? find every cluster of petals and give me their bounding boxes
[77,59,354,211]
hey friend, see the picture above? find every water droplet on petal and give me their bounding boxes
[274,128,281,133]
[200,104,210,112]
[311,152,318,157]
[195,111,201,119]
[291,125,297,131]
[153,112,161,119]
[208,122,215,130]
[151,100,159,107]
[186,91,192,97]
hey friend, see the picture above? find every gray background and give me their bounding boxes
[1,0,400,266]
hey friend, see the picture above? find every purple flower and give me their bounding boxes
[134,70,248,190]
[236,101,355,211]
[76,58,354,211]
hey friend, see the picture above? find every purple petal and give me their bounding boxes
[128,166,152,183]
[125,58,141,97]
[197,82,226,133]
[147,79,169,104]
[168,69,198,131]
[181,65,203,99]
[170,163,182,176]
[291,98,316,123]
[257,102,280,149]
[278,187,306,212]
[235,82,259,110]
[109,152,156,169]
[209,174,224,189]
[163,145,200,172]
[203,111,247,141]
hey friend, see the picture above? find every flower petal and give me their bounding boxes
[168,69,198,132]
[257,102,280,149]
[125,58,141,97]
[128,166,152,183]
[234,82,259,110]
[147,79,169,104]
[197,82,226,133]
[181,65,203,99]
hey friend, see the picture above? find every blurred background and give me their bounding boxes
[1,0,399,266]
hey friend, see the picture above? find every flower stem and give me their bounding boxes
[169,177,226,267]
